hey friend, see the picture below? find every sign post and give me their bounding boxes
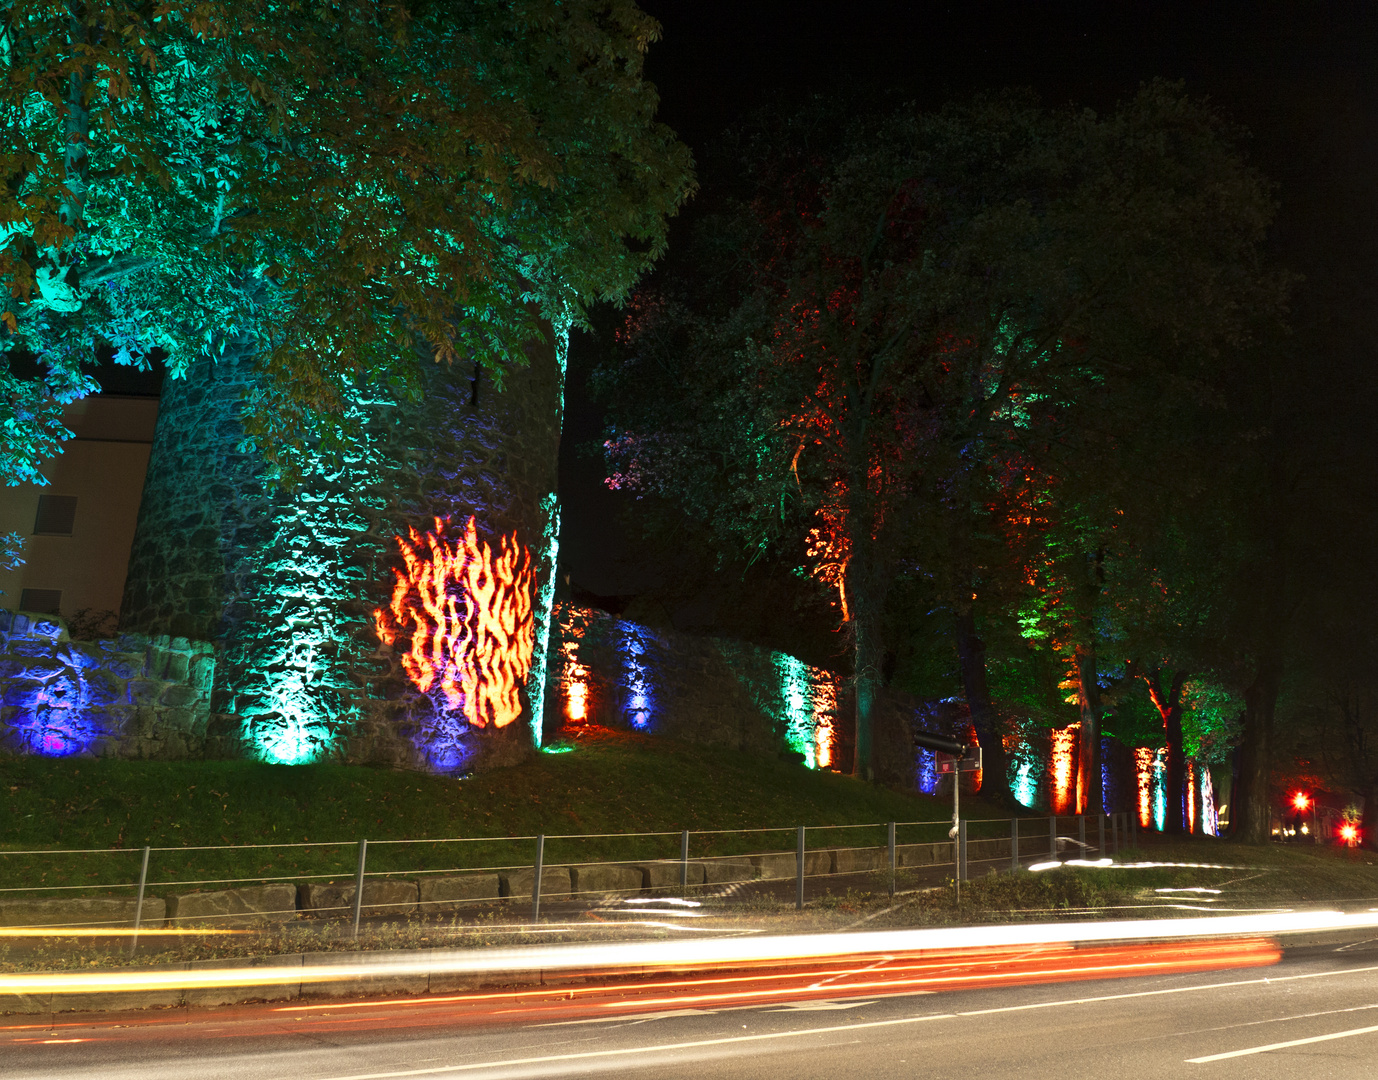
[915,732,981,905]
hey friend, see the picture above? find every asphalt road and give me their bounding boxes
[7,933,1378,1079]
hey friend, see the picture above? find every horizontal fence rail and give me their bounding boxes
[0,813,1139,933]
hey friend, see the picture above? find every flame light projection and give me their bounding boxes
[374,516,536,732]
[1134,747,1154,828]
[811,672,836,768]
[1187,763,1197,834]
[1050,725,1078,815]
[562,641,589,721]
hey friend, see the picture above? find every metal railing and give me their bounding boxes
[0,812,1140,938]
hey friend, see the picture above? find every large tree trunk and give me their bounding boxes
[954,601,1013,806]
[1233,653,1281,843]
[844,538,886,780]
[1144,669,1188,834]
[1075,642,1103,816]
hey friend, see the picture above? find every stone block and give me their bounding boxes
[637,861,707,890]
[570,864,645,897]
[166,884,298,926]
[183,955,303,1006]
[2,681,43,709]
[127,679,162,706]
[833,846,886,874]
[751,850,831,881]
[500,866,572,899]
[897,842,951,868]
[0,897,165,929]
[697,857,754,884]
[298,880,418,919]
[9,638,54,659]
[159,683,200,708]
[417,874,502,913]
[105,654,143,680]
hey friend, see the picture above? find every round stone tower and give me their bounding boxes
[120,335,563,773]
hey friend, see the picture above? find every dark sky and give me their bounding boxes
[559,1,1378,609]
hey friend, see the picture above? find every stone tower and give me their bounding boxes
[120,335,563,773]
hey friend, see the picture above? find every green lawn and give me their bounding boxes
[0,728,1004,894]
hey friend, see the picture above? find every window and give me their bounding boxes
[33,494,77,536]
[19,589,62,615]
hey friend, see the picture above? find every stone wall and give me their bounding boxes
[0,609,216,759]
[119,333,563,773]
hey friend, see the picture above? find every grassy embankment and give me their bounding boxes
[0,727,1010,895]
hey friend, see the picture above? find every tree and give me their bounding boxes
[2,0,694,481]
[598,84,1281,794]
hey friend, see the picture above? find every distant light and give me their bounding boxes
[1341,823,1359,842]
[1292,792,1311,811]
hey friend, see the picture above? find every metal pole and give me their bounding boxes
[952,771,961,906]
[1011,818,1019,871]
[129,845,150,958]
[1078,815,1086,853]
[1050,814,1058,858]
[680,829,690,891]
[958,819,968,882]
[1111,814,1119,855]
[796,825,805,911]
[532,834,545,924]
[351,839,368,941]
[1098,814,1106,856]
[887,821,896,897]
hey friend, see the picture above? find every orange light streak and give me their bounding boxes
[1187,763,1197,834]
[1050,725,1078,815]
[1134,747,1155,828]
[374,516,535,728]
[271,940,1278,1018]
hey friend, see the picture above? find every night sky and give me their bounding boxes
[559,1,1378,636]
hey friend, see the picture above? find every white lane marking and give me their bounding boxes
[956,962,1378,1019]
[768,1000,876,1012]
[1187,1022,1378,1063]
[313,962,1378,1080]
[312,1012,959,1079]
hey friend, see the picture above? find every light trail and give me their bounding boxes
[1,909,1371,998]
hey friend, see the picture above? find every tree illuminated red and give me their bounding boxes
[373,516,535,728]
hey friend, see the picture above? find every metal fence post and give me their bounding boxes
[1011,818,1019,871]
[1050,814,1058,858]
[1098,814,1106,856]
[532,834,545,924]
[351,839,368,941]
[129,846,150,957]
[680,829,690,891]
[887,821,897,896]
[796,825,805,910]
[958,819,968,881]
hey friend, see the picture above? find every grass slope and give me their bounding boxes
[0,729,993,893]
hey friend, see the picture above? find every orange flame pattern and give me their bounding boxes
[373,516,535,728]
[1050,725,1078,815]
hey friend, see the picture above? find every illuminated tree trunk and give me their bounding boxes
[1074,548,1106,816]
[1145,669,1188,834]
[844,535,886,780]
[1074,643,1103,816]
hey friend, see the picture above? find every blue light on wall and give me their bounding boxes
[916,746,940,795]
[622,623,654,729]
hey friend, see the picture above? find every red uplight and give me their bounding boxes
[1292,792,1310,811]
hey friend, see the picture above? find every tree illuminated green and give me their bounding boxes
[2,0,694,480]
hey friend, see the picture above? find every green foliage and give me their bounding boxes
[1,0,694,480]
